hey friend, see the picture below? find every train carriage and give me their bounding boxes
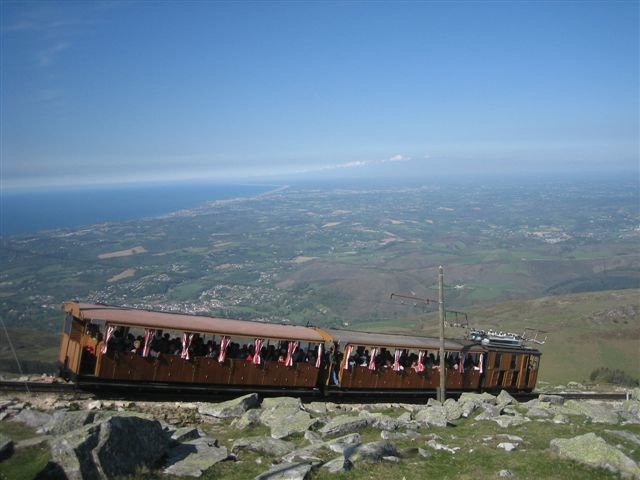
[59,301,541,397]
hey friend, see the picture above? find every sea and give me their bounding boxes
[0,182,276,237]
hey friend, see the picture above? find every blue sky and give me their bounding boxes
[1,1,638,189]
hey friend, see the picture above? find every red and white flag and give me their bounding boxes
[416,351,425,372]
[181,333,194,360]
[218,336,230,363]
[142,329,155,358]
[393,349,402,371]
[285,341,298,367]
[368,347,378,371]
[315,343,323,368]
[343,344,353,370]
[101,325,115,354]
[252,338,263,365]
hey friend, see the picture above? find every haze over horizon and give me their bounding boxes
[1,1,638,190]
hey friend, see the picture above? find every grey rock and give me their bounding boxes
[232,436,295,457]
[50,414,169,480]
[321,456,352,473]
[426,439,459,454]
[15,435,51,449]
[381,430,420,440]
[263,408,318,439]
[443,398,463,421]
[347,440,398,465]
[11,408,53,429]
[564,400,619,424]
[475,404,502,420]
[198,393,259,419]
[499,469,515,477]
[415,405,448,427]
[326,433,361,454]
[550,432,640,479]
[255,462,314,480]
[631,388,640,401]
[552,414,570,425]
[170,427,203,443]
[303,402,326,415]
[527,408,551,418]
[42,410,96,436]
[231,409,262,430]
[497,442,517,452]
[164,437,228,477]
[604,430,640,446]
[320,415,368,437]
[382,455,401,463]
[492,415,529,428]
[0,432,13,461]
[496,390,518,407]
[539,394,565,405]
[261,397,303,410]
[418,447,432,458]
[368,413,406,431]
[86,400,102,411]
[304,430,322,444]
[458,392,497,405]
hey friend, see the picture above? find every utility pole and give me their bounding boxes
[438,265,446,403]
[390,265,450,403]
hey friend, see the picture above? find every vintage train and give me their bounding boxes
[58,301,541,397]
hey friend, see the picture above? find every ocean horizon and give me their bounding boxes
[0,182,276,237]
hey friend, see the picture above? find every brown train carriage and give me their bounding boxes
[58,301,541,396]
[59,302,329,393]
[323,328,486,393]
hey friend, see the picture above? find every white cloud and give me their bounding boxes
[36,41,70,67]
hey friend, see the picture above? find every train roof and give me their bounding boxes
[63,302,327,343]
[322,328,484,352]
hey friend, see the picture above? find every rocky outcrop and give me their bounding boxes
[50,414,169,480]
[550,432,640,479]
[414,405,448,427]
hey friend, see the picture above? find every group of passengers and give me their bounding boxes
[101,327,480,373]
[105,327,320,365]
[339,345,480,372]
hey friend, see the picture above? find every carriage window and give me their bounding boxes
[493,353,502,369]
[510,354,517,369]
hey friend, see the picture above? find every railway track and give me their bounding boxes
[0,380,631,403]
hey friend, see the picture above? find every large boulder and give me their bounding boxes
[232,436,296,457]
[198,393,259,419]
[260,406,317,439]
[164,436,228,477]
[550,432,640,479]
[50,414,170,479]
[320,415,368,437]
[539,394,565,405]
